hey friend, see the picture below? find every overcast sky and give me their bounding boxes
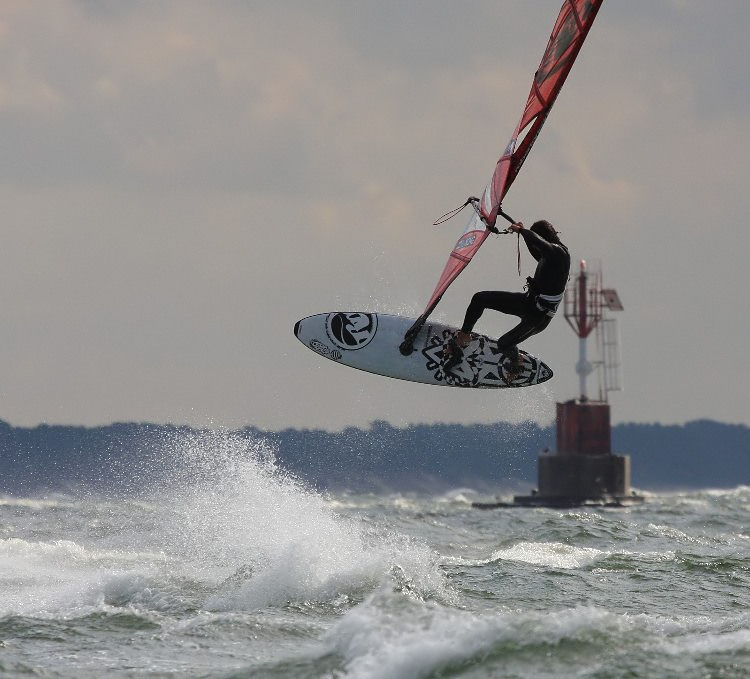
[1,1,749,431]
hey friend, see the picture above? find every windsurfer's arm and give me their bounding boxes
[515,225,555,254]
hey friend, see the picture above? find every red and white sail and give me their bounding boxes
[401,0,604,353]
[480,0,604,227]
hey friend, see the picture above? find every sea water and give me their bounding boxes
[2,430,750,678]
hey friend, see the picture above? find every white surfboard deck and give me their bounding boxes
[294,312,553,389]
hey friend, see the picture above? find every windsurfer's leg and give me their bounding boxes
[496,314,551,352]
[460,291,526,335]
[446,291,530,371]
[494,314,550,383]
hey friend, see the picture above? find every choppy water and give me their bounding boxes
[2,430,750,678]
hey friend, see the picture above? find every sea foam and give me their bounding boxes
[152,429,447,610]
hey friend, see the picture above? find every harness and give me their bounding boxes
[535,291,564,317]
[525,277,563,317]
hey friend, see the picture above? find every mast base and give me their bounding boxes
[399,339,415,356]
[399,315,427,356]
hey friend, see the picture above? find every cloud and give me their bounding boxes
[0,1,749,429]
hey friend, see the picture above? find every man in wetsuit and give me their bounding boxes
[443,219,570,378]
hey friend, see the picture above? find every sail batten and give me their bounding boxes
[400,0,603,355]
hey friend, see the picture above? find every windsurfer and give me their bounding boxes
[443,220,570,379]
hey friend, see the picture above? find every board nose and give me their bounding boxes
[293,320,300,337]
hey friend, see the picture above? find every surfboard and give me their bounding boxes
[294,312,553,389]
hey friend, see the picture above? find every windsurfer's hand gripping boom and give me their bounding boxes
[493,208,519,234]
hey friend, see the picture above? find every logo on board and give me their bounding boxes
[325,313,378,351]
[310,339,342,360]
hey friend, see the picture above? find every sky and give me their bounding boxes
[1,0,749,432]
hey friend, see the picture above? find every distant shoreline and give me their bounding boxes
[1,419,748,495]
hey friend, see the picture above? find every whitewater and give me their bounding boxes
[2,430,750,678]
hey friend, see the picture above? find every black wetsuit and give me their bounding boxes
[459,229,570,351]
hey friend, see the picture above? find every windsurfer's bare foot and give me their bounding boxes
[443,331,473,372]
[502,346,523,384]
[455,330,471,348]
